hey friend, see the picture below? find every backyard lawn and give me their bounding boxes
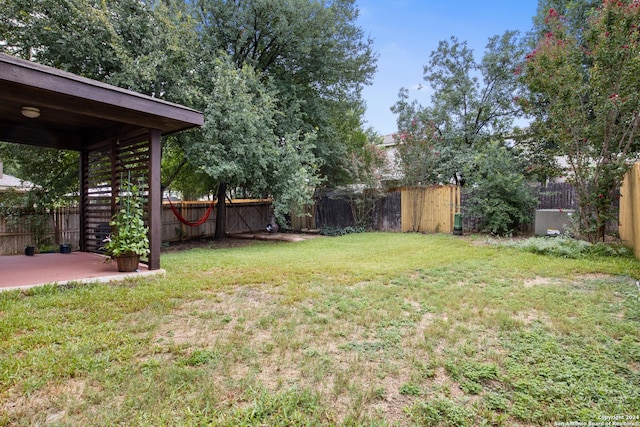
[1,232,639,426]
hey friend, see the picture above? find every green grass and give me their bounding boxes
[1,232,639,426]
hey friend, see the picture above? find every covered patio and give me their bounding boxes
[0,53,204,282]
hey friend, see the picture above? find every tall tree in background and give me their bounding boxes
[393,32,525,183]
[1,0,378,234]
[392,32,536,234]
[185,57,319,236]
[191,0,377,188]
[520,1,640,242]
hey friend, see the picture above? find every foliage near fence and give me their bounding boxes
[620,164,640,258]
[461,182,579,233]
[0,200,272,255]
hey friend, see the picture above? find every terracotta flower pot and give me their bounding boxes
[116,254,140,272]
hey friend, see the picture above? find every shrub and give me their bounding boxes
[464,142,538,236]
[502,236,634,259]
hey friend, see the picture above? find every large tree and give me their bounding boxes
[392,32,525,183]
[186,56,319,236]
[190,0,377,188]
[1,0,378,235]
[520,0,640,241]
[391,32,537,234]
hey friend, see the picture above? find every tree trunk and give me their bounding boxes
[214,182,227,239]
[597,224,606,242]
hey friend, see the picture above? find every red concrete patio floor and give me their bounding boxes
[0,252,165,291]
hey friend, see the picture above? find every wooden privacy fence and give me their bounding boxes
[0,206,80,255]
[401,185,460,233]
[0,199,272,255]
[294,182,583,234]
[162,199,272,241]
[619,164,640,258]
[292,186,459,233]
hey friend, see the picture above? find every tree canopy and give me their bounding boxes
[520,0,640,241]
[0,0,378,229]
[391,32,537,234]
[392,32,525,185]
[190,0,377,187]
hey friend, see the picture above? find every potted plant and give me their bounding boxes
[102,176,150,272]
[25,245,35,256]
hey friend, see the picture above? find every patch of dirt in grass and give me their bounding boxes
[576,273,612,281]
[152,287,276,347]
[1,379,91,424]
[369,378,413,425]
[145,284,504,425]
[153,312,216,347]
[512,308,552,326]
[431,366,464,399]
[523,276,555,287]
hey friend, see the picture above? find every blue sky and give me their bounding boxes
[356,0,540,136]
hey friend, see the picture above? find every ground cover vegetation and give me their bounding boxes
[1,233,639,426]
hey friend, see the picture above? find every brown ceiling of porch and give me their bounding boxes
[0,53,204,151]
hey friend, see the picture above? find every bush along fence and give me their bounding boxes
[0,199,272,255]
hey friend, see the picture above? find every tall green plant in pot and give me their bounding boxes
[103,175,149,272]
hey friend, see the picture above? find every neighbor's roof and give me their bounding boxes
[0,173,34,191]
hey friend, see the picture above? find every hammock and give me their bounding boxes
[166,197,215,227]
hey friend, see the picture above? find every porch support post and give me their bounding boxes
[148,128,162,270]
[79,150,88,252]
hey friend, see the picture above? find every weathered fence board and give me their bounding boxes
[373,190,401,231]
[290,204,316,231]
[315,197,356,229]
[535,182,578,209]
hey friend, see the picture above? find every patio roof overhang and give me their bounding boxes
[0,53,203,150]
[0,53,204,271]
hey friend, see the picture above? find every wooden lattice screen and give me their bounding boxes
[83,138,150,253]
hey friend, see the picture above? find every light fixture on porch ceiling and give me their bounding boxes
[21,106,40,118]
